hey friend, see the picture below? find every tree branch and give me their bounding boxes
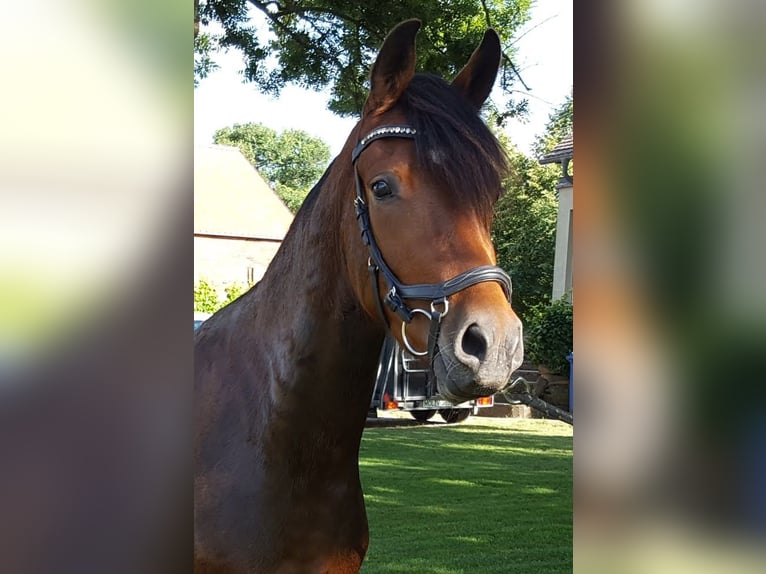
[479,0,494,29]
[246,0,349,80]
[503,54,531,92]
[510,15,557,47]
[277,5,363,26]
[478,0,530,92]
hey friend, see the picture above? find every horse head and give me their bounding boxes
[346,19,524,403]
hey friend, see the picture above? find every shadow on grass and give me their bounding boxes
[359,424,572,574]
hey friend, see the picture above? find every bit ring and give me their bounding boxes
[400,308,430,356]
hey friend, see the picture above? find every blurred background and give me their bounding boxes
[0,1,191,572]
[575,0,766,572]
[0,0,764,572]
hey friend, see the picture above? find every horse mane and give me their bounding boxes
[400,73,509,219]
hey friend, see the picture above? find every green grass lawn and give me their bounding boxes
[359,417,572,574]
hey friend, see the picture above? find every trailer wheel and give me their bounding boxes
[410,409,437,422]
[439,408,471,424]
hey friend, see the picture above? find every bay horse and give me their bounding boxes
[195,19,524,574]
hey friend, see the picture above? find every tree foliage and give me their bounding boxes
[491,93,573,323]
[225,282,247,303]
[524,297,573,376]
[194,279,221,313]
[492,148,559,323]
[194,32,218,87]
[213,123,330,213]
[195,0,532,118]
[195,280,249,313]
[524,297,574,376]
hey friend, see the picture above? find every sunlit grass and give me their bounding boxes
[360,418,572,574]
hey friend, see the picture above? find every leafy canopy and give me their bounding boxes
[492,146,559,323]
[195,0,532,118]
[491,93,573,322]
[213,123,330,213]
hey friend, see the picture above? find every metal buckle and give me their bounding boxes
[430,298,449,320]
[354,196,367,218]
[385,286,404,312]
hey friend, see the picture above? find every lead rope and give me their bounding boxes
[425,300,445,394]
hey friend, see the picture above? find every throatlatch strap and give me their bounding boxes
[367,262,389,327]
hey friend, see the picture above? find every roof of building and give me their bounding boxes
[539,134,573,165]
[194,145,294,240]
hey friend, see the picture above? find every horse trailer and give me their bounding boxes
[370,336,494,423]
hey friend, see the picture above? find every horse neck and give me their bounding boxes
[237,159,383,423]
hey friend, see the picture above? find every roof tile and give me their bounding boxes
[539,134,573,164]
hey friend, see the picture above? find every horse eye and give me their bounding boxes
[370,180,393,199]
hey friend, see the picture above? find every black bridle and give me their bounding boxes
[352,124,513,370]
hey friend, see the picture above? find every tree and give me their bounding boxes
[492,148,559,323]
[195,0,532,118]
[213,123,331,213]
[491,93,573,322]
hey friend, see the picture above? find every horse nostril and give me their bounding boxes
[461,323,487,363]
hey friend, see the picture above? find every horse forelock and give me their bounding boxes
[399,73,508,219]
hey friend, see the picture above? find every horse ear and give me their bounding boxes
[363,19,421,117]
[451,29,502,110]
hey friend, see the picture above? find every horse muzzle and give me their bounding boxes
[433,304,523,403]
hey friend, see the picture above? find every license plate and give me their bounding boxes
[420,399,450,408]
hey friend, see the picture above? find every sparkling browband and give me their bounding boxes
[352,125,417,163]
[358,125,416,147]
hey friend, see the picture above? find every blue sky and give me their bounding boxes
[194,2,572,157]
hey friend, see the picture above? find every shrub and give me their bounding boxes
[194,279,220,313]
[225,282,246,303]
[525,297,573,376]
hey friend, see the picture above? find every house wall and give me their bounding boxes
[552,182,573,301]
[194,235,282,296]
